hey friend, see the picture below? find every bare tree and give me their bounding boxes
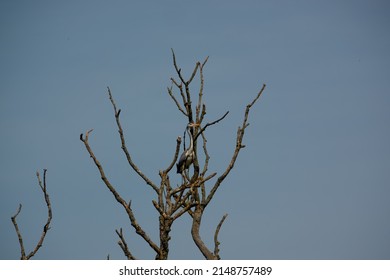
[80,50,266,259]
[11,169,52,260]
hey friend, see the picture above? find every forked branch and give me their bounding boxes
[116,228,136,260]
[11,169,52,260]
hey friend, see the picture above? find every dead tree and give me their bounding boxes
[11,169,52,260]
[80,50,266,259]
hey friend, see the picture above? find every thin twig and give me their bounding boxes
[200,132,211,176]
[11,204,25,259]
[188,62,200,85]
[196,56,209,123]
[214,214,228,259]
[167,86,187,116]
[107,87,159,193]
[198,131,213,203]
[163,137,182,174]
[194,111,229,142]
[171,79,188,112]
[171,48,186,84]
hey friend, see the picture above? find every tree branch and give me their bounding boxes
[191,206,217,259]
[115,228,136,260]
[107,87,159,194]
[80,130,160,255]
[194,111,229,142]
[167,86,187,116]
[171,48,186,84]
[205,84,266,206]
[214,214,228,259]
[170,78,188,113]
[188,62,200,85]
[11,169,52,260]
[163,137,182,174]
[11,204,25,259]
[196,56,209,123]
[200,132,211,177]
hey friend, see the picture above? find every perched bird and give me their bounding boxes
[176,122,198,175]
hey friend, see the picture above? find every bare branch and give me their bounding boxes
[189,84,265,260]
[170,78,187,111]
[80,130,124,206]
[171,48,186,84]
[167,86,187,116]
[172,200,198,221]
[11,204,26,259]
[80,130,160,254]
[200,132,211,177]
[27,169,52,259]
[107,87,159,194]
[170,173,215,197]
[152,200,165,216]
[194,111,229,142]
[170,77,181,88]
[188,62,200,84]
[196,56,209,123]
[115,228,136,260]
[170,48,200,124]
[170,182,192,196]
[214,214,228,259]
[11,169,52,260]
[206,84,266,206]
[163,137,182,174]
[191,206,217,259]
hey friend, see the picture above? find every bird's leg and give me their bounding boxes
[185,170,190,182]
[181,170,190,182]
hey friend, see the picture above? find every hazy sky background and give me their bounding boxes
[1,0,389,260]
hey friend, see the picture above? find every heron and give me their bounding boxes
[176,122,199,176]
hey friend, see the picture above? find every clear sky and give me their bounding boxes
[1,0,389,260]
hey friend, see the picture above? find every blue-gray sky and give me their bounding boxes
[1,0,389,259]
